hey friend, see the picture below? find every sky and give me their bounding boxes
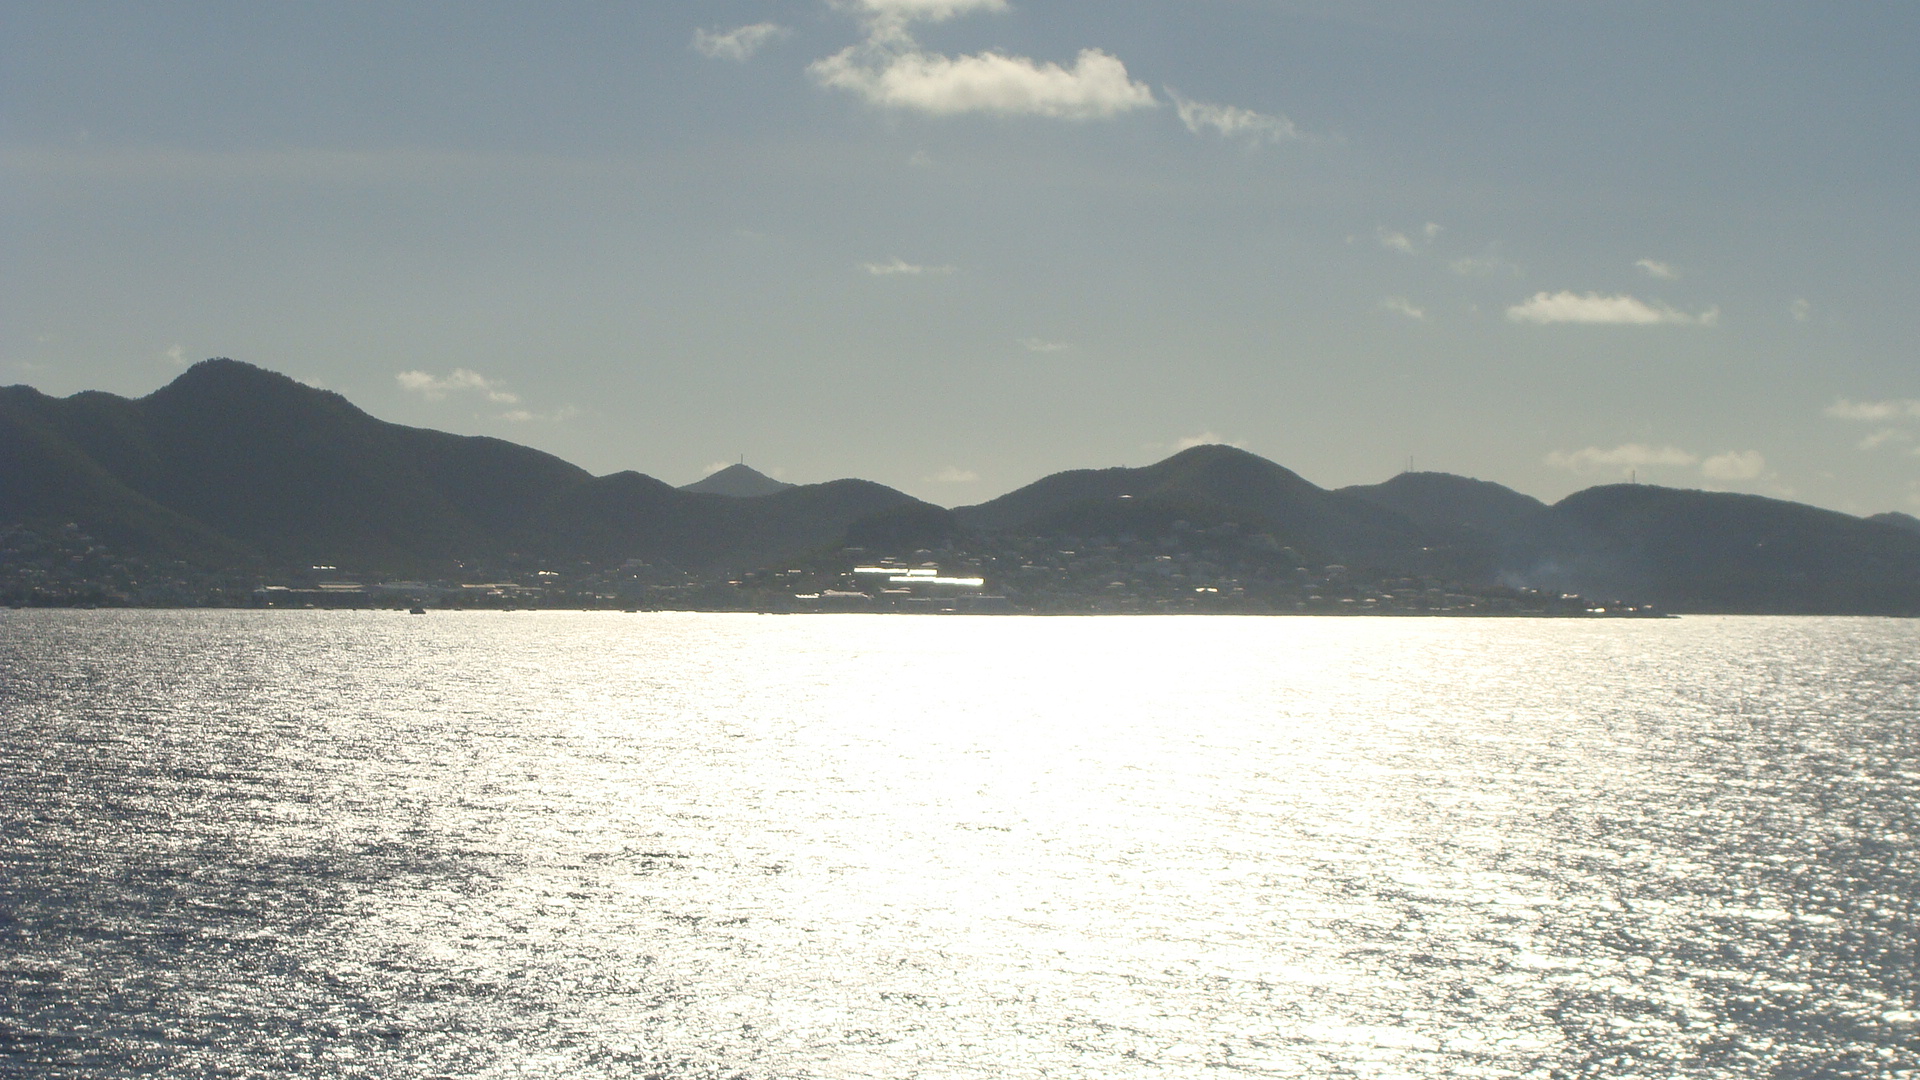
[4,1,1919,514]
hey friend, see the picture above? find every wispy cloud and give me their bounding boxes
[837,0,1009,25]
[161,344,188,367]
[499,405,581,423]
[397,368,519,404]
[692,22,790,61]
[1380,296,1426,321]
[1546,443,1698,474]
[862,257,955,276]
[1506,291,1718,326]
[1020,337,1071,353]
[1791,298,1812,322]
[2,144,606,187]
[1547,443,1777,487]
[1172,431,1244,452]
[1857,428,1911,450]
[1165,89,1299,144]
[1635,258,1678,280]
[1376,223,1440,254]
[1447,252,1521,277]
[924,465,980,483]
[1824,398,1920,421]
[1700,450,1766,481]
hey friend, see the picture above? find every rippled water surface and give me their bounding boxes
[3,611,1917,1078]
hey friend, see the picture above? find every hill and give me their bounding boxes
[1519,485,1920,614]
[953,447,1920,613]
[954,444,1436,569]
[6,363,1919,612]
[1868,511,1920,536]
[680,463,794,498]
[1338,472,1548,539]
[0,359,934,575]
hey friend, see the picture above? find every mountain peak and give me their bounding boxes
[165,357,290,390]
[680,462,794,498]
[1869,510,1920,535]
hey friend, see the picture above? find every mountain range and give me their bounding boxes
[5,359,1919,613]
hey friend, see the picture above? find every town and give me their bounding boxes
[2,519,1657,617]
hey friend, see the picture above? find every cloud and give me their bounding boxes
[499,405,580,423]
[1858,429,1912,451]
[1506,291,1718,326]
[1020,337,1071,353]
[1824,399,1920,421]
[1548,444,1779,486]
[1376,222,1440,254]
[1447,253,1520,277]
[810,44,1154,119]
[1546,444,1698,474]
[692,22,790,61]
[1700,450,1766,481]
[1172,431,1244,452]
[397,368,519,404]
[862,257,955,276]
[924,466,980,483]
[838,0,1009,24]
[907,150,933,168]
[1166,89,1300,144]
[1791,298,1812,322]
[1380,297,1426,321]
[1635,258,1678,280]
[161,344,188,366]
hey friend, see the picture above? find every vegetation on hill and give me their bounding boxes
[5,360,1918,613]
[0,359,941,577]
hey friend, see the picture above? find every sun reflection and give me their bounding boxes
[4,611,1917,1076]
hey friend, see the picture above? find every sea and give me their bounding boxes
[2,610,1916,1079]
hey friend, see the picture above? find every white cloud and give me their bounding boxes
[1635,258,1678,280]
[1447,253,1520,277]
[1506,291,1718,326]
[924,466,980,483]
[1859,429,1912,450]
[907,149,933,168]
[692,22,790,61]
[810,44,1154,119]
[1173,431,1244,452]
[862,257,955,276]
[1791,298,1812,322]
[1700,450,1766,481]
[1825,399,1920,421]
[161,344,187,366]
[1020,337,1071,353]
[1377,230,1416,254]
[1376,222,1440,254]
[397,368,520,404]
[1166,89,1300,144]
[1380,296,1426,321]
[838,0,1009,24]
[1546,444,1698,474]
[499,405,580,423]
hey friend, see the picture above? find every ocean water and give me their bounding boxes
[1,610,1916,1079]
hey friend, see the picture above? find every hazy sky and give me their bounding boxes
[5,1,1918,513]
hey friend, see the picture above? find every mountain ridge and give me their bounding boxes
[5,359,1919,613]
[0,359,936,575]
